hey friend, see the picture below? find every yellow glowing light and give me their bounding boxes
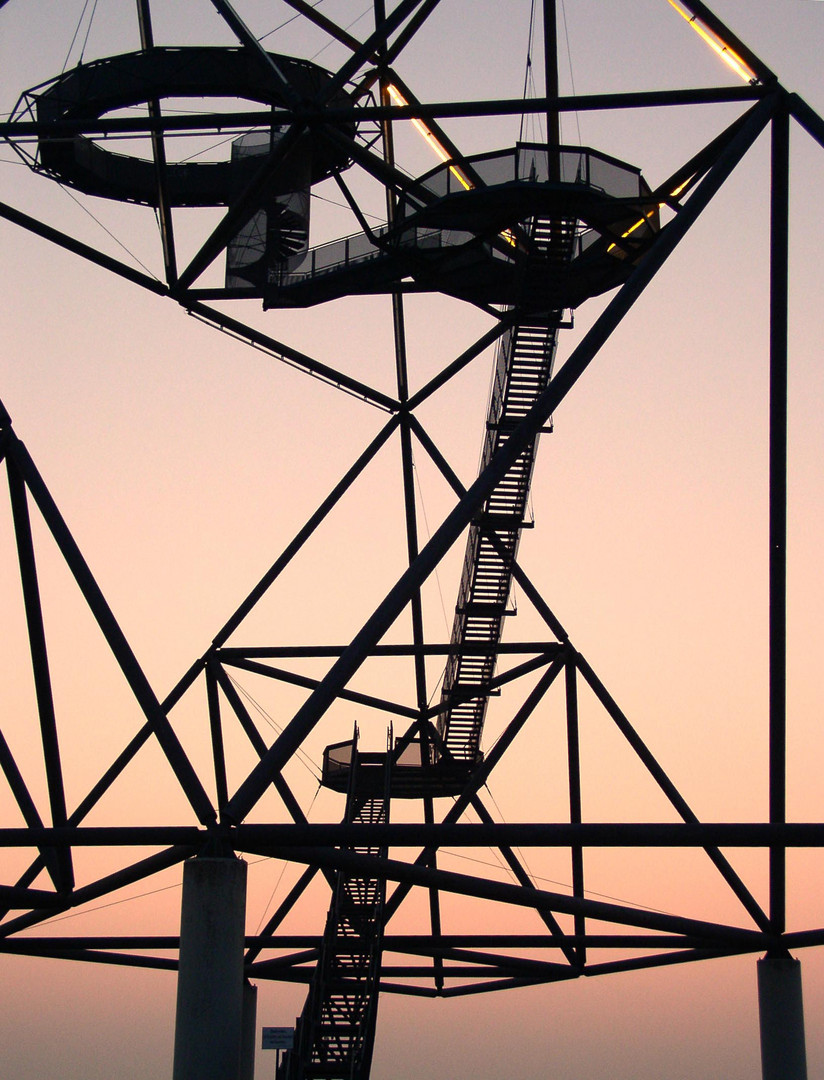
[386,83,473,191]
[666,0,756,84]
[668,175,694,199]
[385,84,513,245]
[606,177,694,253]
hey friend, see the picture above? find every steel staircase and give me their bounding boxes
[280,736,390,1080]
[437,216,576,764]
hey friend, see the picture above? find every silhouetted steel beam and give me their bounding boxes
[577,655,770,933]
[6,431,215,825]
[185,301,398,411]
[244,866,320,966]
[262,846,766,944]
[223,656,420,721]
[3,821,824,850]
[439,974,575,997]
[0,932,748,952]
[0,845,195,938]
[405,320,512,412]
[210,414,401,649]
[769,98,790,934]
[0,84,768,150]
[282,0,363,52]
[212,666,313,829]
[469,795,577,965]
[210,0,301,107]
[0,85,766,144]
[205,662,229,813]
[136,0,178,285]
[423,651,560,721]
[788,94,824,151]
[677,0,775,84]
[565,659,585,961]
[323,0,432,98]
[6,458,73,890]
[218,642,559,658]
[0,199,168,296]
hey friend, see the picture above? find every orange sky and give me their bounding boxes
[0,2,823,1077]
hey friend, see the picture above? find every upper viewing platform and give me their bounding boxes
[257,142,660,310]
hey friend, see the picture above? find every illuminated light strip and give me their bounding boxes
[386,83,472,191]
[606,175,696,252]
[386,82,516,247]
[666,0,757,84]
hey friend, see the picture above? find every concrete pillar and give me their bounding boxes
[757,955,807,1080]
[240,980,258,1080]
[173,856,248,1080]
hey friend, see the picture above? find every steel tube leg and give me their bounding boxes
[173,856,248,1080]
[757,955,807,1080]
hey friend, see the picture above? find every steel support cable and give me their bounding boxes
[224,94,775,827]
[0,845,195,938]
[0,197,168,296]
[217,668,323,780]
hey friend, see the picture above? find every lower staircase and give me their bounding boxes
[279,733,390,1080]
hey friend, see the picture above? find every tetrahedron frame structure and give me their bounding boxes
[0,1,822,1078]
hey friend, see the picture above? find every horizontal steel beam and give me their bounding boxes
[0,822,823,848]
[0,86,765,142]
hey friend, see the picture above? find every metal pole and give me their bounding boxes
[769,97,789,934]
[173,857,248,1080]
[757,956,807,1080]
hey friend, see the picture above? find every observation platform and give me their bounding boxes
[17,47,357,205]
[322,738,478,800]
[257,143,660,310]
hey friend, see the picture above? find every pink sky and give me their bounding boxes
[0,2,823,1077]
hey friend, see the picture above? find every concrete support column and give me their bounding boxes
[173,856,247,1080]
[757,955,807,1080]
[241,980,258,1080]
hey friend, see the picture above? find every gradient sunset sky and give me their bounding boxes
[1,2,823,1077]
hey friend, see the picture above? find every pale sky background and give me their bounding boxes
[0,2,823,1078]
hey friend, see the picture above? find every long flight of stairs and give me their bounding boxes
[437,216,576,764]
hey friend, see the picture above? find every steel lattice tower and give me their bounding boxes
[0,2,821,1078]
